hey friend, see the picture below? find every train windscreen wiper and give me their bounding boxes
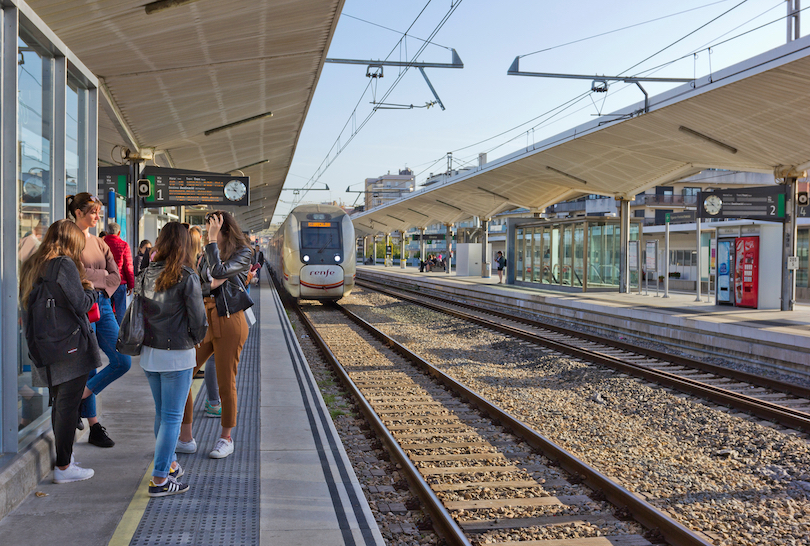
[317,236,333,253]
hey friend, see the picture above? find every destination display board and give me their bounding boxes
[698,186,786,221]
[140,166,249,208]
[98,166,129,200]
[665,211,695,224]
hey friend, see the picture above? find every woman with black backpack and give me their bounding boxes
[20,219,100,483]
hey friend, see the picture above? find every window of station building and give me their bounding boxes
[515,228,524,281]
[17,31,56,440]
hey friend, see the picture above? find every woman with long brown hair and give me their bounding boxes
[178,211,252,459]
[67,192,127,448]
[21,219,100,483]
[139,222,207,496]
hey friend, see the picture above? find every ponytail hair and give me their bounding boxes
[66,192,101,221]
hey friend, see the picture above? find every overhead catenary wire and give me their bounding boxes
[295,0,464,206]
[518,0,737,59]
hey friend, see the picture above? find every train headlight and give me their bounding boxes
[334,255,341,262]
[303,255,310,262]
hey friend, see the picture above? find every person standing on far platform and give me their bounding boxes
[139,222,207,497]
[178,211,252,460]
[68,193,128,448]
[104,222,135,324]
[496,251,506,284]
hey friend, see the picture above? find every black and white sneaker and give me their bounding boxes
[148,475,189,498]
[168,462,184,479]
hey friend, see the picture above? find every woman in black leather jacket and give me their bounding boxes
[179,211,252,460]
[139,222,207,497]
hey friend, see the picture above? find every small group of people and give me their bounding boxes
[21,193,255,498]
[419,254,445,272]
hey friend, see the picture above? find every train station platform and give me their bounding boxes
[356,265,810,376]
[0,279,384,546]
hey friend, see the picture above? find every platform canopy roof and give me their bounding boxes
[28,0,344,233]
[352,36,810,236]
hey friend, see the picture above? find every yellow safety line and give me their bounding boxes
[108,373,205,546]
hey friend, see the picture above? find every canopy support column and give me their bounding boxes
[445,223,453,274]
[481,218,491,278]
[400,232,406,269]
[782,177,798,311]
[619,199,630,293]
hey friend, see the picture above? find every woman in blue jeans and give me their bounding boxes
[68,193,130,448]
[139,222,207,496]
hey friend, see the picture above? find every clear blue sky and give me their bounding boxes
[277,0,795,222]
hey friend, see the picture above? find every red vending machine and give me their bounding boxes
[734,236,759,308]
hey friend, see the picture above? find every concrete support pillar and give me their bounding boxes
[782,177,798,311]
[372,235,377,265]
[445,223,453,274]
[481,218,491,278]
[619,199,630,293]
[419,227,426,269]
[695,216,702,302]
[400,232,406,269]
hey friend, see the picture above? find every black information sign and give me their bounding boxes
[140,166,249,208]
[698,186,786,221]
[385,245,393,256]
[665,211,695,224]
[98,166,130,201]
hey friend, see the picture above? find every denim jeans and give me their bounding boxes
[80,294,132,419]
[144,368,194,478]
[111,284,127,325]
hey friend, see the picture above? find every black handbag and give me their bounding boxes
[215,274,254,318]
[117,275,145,356]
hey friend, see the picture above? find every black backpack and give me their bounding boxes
[25,258,91,389]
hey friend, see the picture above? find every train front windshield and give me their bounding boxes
[301,222,341,250]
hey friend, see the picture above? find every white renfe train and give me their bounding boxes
[268,204,356,300]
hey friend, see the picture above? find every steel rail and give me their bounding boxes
[358,278,810,399]
[289,299,472,546]
[333,301,714,546]
[357,280,810,431]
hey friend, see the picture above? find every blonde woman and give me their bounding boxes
[189,225,221,418]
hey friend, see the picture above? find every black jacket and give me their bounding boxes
[205,243,254,317]
[140,261,207,350]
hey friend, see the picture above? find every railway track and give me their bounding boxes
[356,279,810,433]
[291,296,714,546]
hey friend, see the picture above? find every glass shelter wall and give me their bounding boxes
[514,217,640,291]
[1,4,98,455]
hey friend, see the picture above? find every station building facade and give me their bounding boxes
[0,2,98,462]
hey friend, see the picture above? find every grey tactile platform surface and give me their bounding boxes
[130,302,261,546]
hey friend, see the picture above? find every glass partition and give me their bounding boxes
[561,225,572,285]
[17,32,55,437]
[515,228,524,281]
[573,223,584,288]
[513,217,639,291]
